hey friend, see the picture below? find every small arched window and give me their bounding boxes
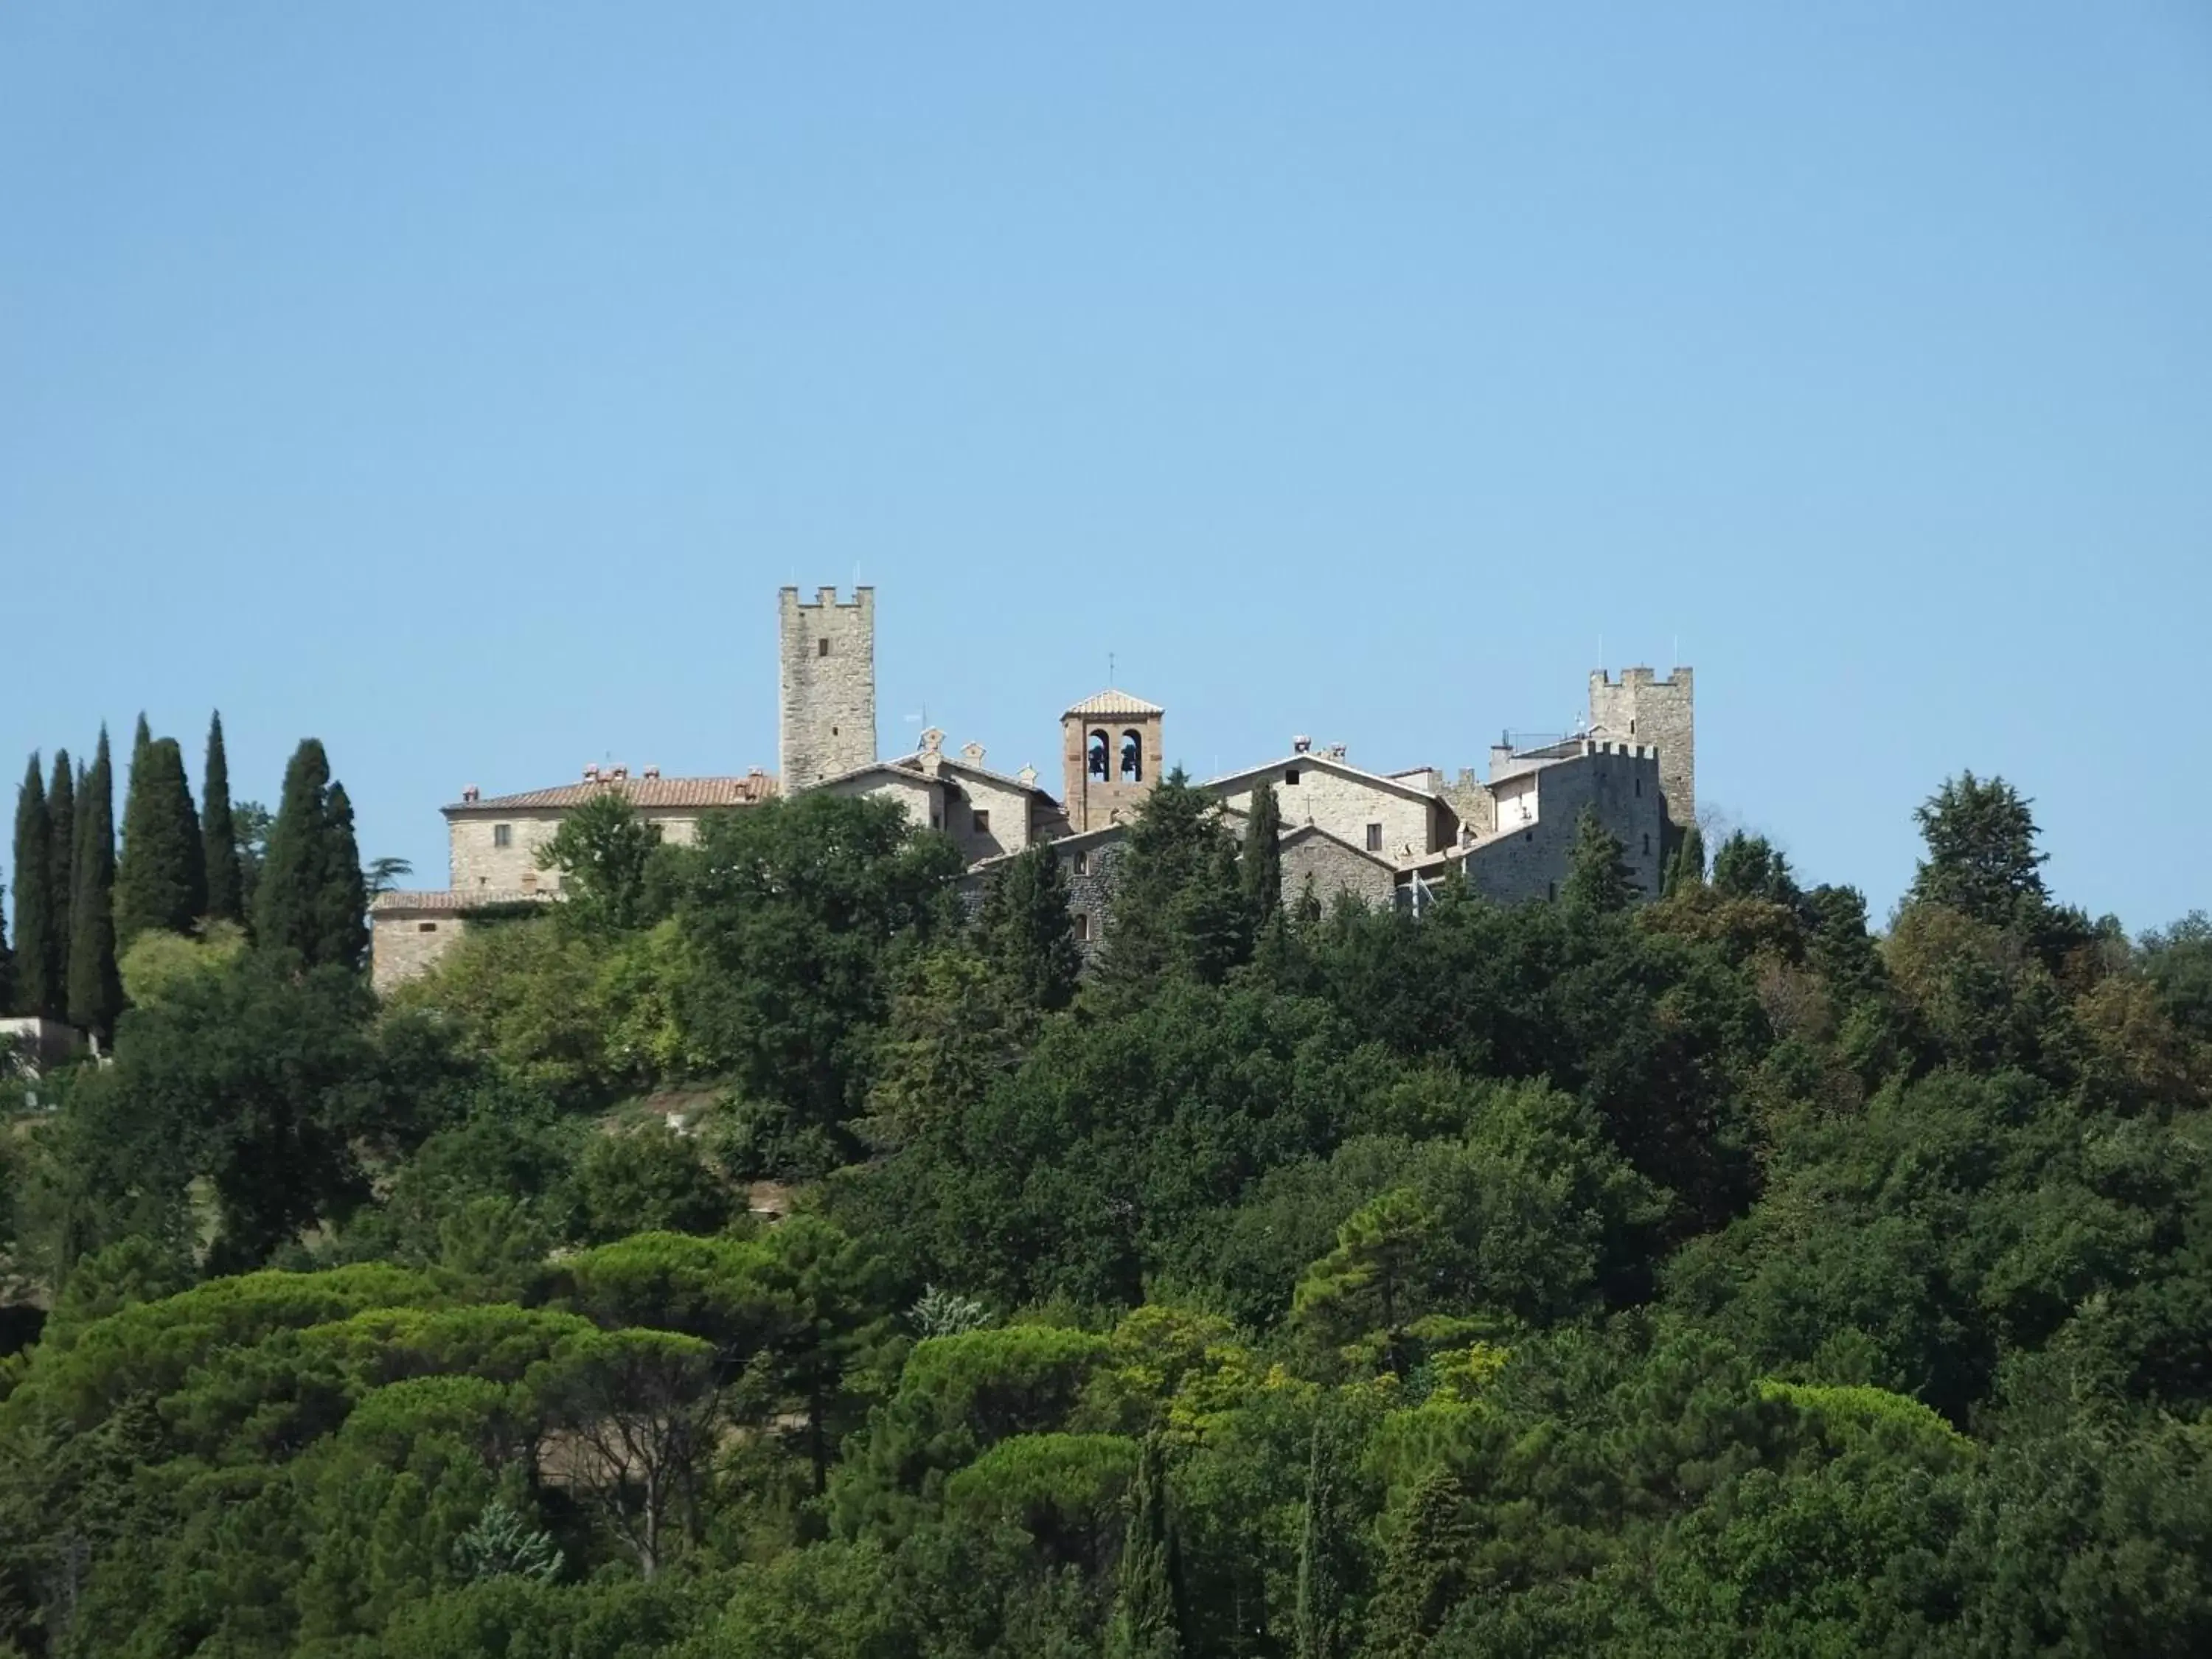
[1120,729,1144,783]
[1088,729,1110,782]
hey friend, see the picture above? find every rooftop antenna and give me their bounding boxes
[1108,650,1116,686]
[1672,633,1680,670]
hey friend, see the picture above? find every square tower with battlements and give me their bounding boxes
[1588,667,1694,836]
[779,585,877,788]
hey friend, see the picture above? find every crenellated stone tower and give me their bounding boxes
[1061,689,1164,832]
[779,585,877,788]
[1588,666,1694,835]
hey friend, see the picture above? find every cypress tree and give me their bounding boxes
[321,781,369,970]
[11,757,58,1017]
[1562,808,1636,914]
[1365,1470,1479,1658]
[1293,1417,1343,1659]
[1661,821,1707,897]
[47,749,74,990]
[114,736,206,945]
[67,728,122,1043]
[1241,779,1284,931]
[975,841,1081,1012]
[0,872,10,1018]
[130,712,151,782]
[257,740,367,970]
[201,712,243,922]
[1105,1437,1189,1659]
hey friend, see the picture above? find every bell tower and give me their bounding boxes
[1060,689,1164,833]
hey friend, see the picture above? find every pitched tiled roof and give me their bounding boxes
[445,773,778,814]
[371,888,553,914]
[1063,689,1164,718]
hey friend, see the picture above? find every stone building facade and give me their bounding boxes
[1209,749,1456,864]
[1060,692,1165,833]
[817,728,1067,865]
[443,768,779,894]
[779,585,877,790]
[1441,740,1667,905]
[1587,667,1693,836]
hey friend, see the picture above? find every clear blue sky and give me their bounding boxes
[5,4,2209,928]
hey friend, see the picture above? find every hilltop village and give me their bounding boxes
[370,586,1696,989]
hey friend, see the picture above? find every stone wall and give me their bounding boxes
[1281,830,1395,909]
[448,807,713,894]
[1061,712,1164,833]
[1215,762,1438,861]
[1589,667,1694,834]
[1461,746,1666,905]
[946,770,1034,863]
[779,585,877,788]
[370,908,468,992]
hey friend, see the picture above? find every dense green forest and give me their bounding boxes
[6,739,2212,1658]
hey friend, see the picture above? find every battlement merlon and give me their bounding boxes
[1590,665,1693,692]
[780,584,876,615]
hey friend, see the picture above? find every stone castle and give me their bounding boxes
[370,585,1693,989]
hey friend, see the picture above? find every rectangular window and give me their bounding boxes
[1074,849,1091,875]
[1074,912,1091,942]
[972,809,990,834]
[493,824,512,848]
[1366,822,1383,852]
[417,922,438,933]
[1643,832,1651,855]
[818,636,831,657]
[1284,768,1301,785]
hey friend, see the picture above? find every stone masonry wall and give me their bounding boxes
[945,771,1034,863]
[1281,832,1395,910]
[1216,763,1436,861]
[1061,713,1164,834]
[779,586,877,789]
[1588,668,1694,835]
[1461,746,1666,905]
[370,911,467,993]
[448,807,713,894]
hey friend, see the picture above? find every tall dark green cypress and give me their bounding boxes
[67,728,122,1043]
[1241,779,1284,931]
[975,841,1081,1012]
[321,781,368,970]
[1293,1418,1343,1659]
[201,712,243,922]
[114,736,206,945]
[1364,1470,1479,1658]
[256,740,367,970]
[46,750,74,991]
[1106,1438,1189,1659]
[11,757,59,1017]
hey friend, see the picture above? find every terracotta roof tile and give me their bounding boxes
[371,888,553,914]
[1062,689,1164,718]
[446,773,779,814]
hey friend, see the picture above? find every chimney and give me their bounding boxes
[611,765,630,780]
[643,765,661,779]
[959,740,986,768]
[1292,735,1312,754]
[582,763,599,781]
[1016,764,1037,789]
[1323,742,1347,762]
[462,785,480,804]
